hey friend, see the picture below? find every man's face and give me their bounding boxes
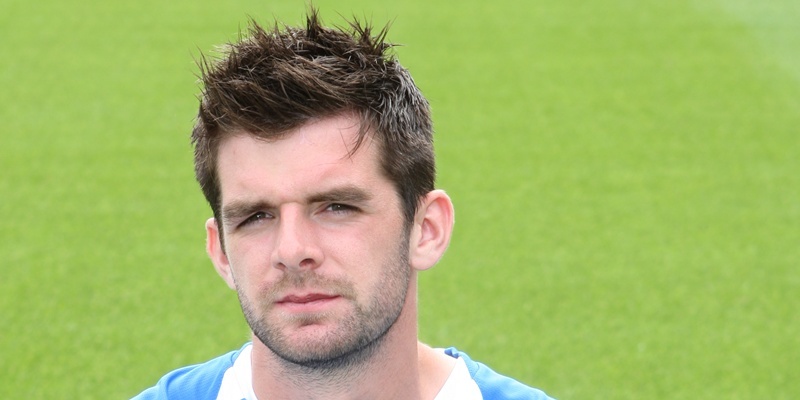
[208,115,412,368]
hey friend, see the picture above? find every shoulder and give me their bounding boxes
[443,348,556,400]
[131,343,250,400]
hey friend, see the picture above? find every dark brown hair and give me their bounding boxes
[192,8,435,227]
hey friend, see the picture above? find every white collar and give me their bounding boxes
[214,344,482,400]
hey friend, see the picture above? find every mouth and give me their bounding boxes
[273,292,345,314]
[277,293,341,304]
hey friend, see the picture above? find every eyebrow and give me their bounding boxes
[220,185,373,222]
[221,200,276,223]
[307,185,372,205]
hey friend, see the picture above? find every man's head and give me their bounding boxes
[195,9,455,372]
[192,9,435,227]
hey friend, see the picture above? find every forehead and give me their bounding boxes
[215,115,387,201]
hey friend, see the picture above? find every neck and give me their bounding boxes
[250,280,425,400]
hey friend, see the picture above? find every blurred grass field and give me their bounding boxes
[1,0,798,398]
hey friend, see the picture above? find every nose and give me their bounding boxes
[271,206,322,271]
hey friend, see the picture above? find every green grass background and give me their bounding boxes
[2,0,798,398]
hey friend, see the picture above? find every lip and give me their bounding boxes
[275,292,343,312]
[277,293,340,304]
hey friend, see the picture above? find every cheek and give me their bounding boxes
[330,224,389,256]
[334,223,407,274]
[225,240,273,286]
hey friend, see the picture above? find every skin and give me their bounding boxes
[205,114,457,399]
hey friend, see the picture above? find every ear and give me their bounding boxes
[206,218,236,290]
[409,190,455,271]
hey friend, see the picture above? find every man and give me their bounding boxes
[134,9,554,400]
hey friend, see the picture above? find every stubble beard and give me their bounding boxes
[237,236,411,373]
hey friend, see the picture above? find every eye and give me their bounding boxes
[241,211,271,226]
[325,203,358,214]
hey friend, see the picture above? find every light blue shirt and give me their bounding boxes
[132,344,555,400]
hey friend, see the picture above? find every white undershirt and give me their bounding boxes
[215,345,483,400]
[216,345,256,400]
[432,352,483,400]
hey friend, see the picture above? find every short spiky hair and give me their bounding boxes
[192,8,434,226]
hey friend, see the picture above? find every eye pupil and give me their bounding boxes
[329,203,352,212]
[243,212,268,226]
